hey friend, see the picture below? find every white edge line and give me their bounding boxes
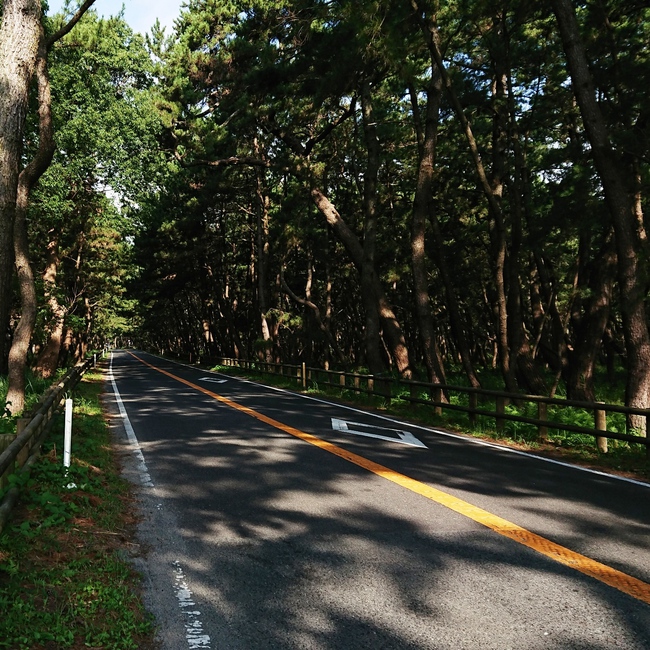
[109,352,154,487]
[111,354,212,649]
[173,560,212,649]
[124,351,650,490]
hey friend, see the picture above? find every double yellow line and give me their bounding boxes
[127,351,650,606]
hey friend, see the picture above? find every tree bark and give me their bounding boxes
[0,0,42,374]
[409,69,448,386]
[411,1,518,390]
[310,187,412,377]
[552,0,650,431]
[34,236,66,379]
[6,28,55,415]
[360,82,387,375]
[567,237,616,402]
[255,163,274,362]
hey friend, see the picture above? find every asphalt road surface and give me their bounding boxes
[104,350,650,650]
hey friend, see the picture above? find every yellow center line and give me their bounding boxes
[126,351,650,606]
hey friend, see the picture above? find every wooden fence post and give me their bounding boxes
[15,418,31,468]
[382,379,392,403]
[496,395,505,434]
[340,373,346,389]
[301,363,307,389]
[538,402,549,442]
[469,392,477,427]
[594,404,608,453]
[433,387,443,416]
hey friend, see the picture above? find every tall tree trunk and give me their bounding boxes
[216,290,243,360]
[428,213,479,388]
[567,237,616,402]
[409,69,478,388]
[498,17,548,396]
[0,0,42,375]
[254,143,274,363]
[411,1,517,390]
[360,82,386,375]
[552,0,650,432]
[34,236,66,379]
[310,187,412,377]
[6,188,37,415]
[409,69,448,386]
[0,0,95,377]
[6,28,55,415]
[324,227,336,367]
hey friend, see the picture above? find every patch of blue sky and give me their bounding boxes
[46,0,185,36]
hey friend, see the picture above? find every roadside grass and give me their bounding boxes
[0,369,156,650]
[210,364,650,481]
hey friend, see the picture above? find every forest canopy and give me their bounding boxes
[1,0,649,423]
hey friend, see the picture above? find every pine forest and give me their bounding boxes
[1,0,650,434]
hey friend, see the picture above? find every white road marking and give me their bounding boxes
[132,352,650,489]
[111,354,210,648]
[109,354,153,487]
[332,418,427,448]
[198,377,228,384]
[173,561,212,649]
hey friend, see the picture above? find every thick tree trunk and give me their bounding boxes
[5,188,37,415]
[360,83,387,375]
[0,0,42,374]
[254,146,274,363]
[552,0,650,432]
[35,237,66,379]
[567,238,616,402]
[411,2,517,390]
[310,188,412,377]
[3,0,96,407]
[6,28,56,414]
[409,70,448,386]
[216,291,243,360]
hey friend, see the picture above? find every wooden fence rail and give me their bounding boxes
[0,352,102,533]
[217,357,649,454]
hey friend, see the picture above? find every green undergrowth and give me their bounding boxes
[0,369,155,650]
[0,371,65,434]
[211,364,650,481]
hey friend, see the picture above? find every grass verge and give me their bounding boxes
[211,364,650,482]
[0,368,156,650]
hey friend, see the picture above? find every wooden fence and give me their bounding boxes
[0,353,101,533]
[217,357,649,455]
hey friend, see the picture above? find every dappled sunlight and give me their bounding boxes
[109,351,650,649]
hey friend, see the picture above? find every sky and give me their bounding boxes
[47,0,186,35]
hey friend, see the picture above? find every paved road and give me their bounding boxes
[105,350,650,649]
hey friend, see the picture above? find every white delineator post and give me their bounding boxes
[64,398,73,469]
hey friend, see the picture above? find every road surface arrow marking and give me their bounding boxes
[331,418,427,448]
[127,352,650,606]
[198,377,228,384]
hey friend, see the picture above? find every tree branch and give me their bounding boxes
[280,266,346,363]
[46,0,97,50]
[173,150,270,169]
